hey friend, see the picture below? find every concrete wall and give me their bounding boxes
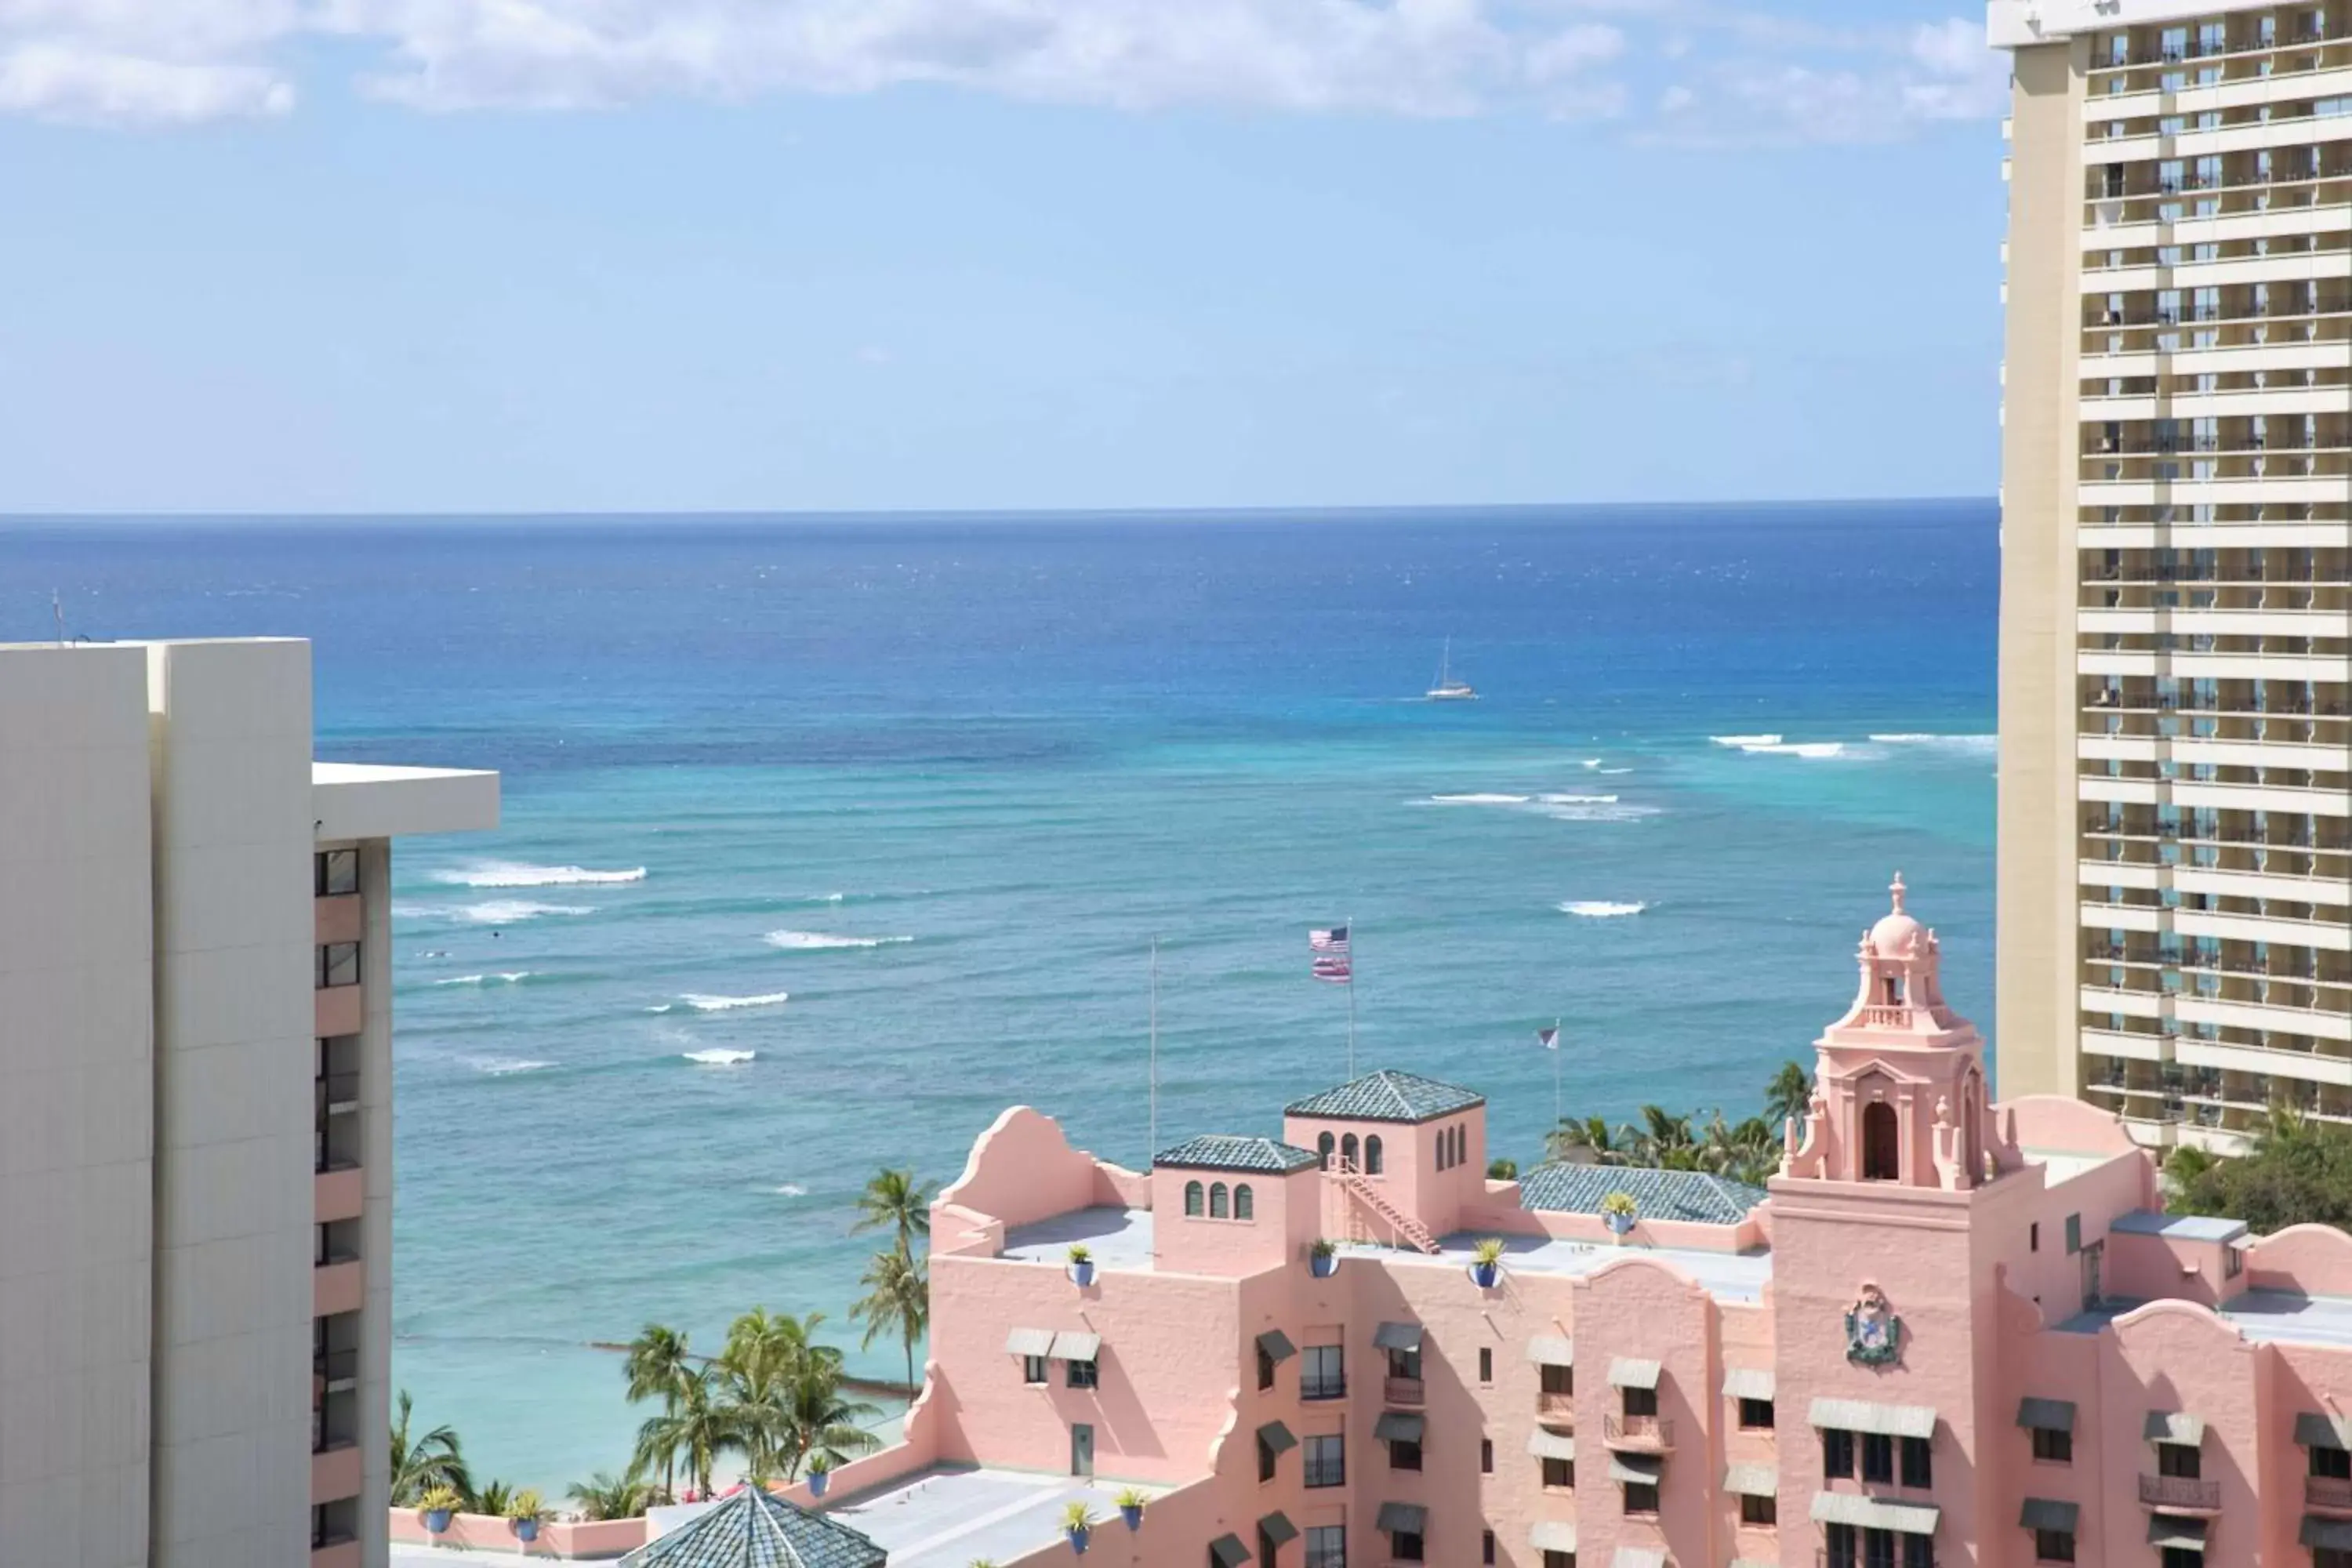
[357,837,396,1568]
[0,644,156,1568]
[147,638,318,1568]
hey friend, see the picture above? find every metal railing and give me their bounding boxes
[1537,1390,1576,1422]
[1384,1376,1425,1406]
[2139,1471,2223,1508]
[1301,1375,1347,1402]
[2309,1472,2352,1508]
[1603,1414,1673,1448]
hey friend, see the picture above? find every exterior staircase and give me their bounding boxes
[1336,1166,1441,1254]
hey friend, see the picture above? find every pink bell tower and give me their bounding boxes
[1782,873,2018,1189]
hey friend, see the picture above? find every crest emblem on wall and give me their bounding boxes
[1845,1283,1903,1367]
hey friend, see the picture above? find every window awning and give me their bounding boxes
[2020,1498,2078,1533]
[1527,1429,1576,1461]
[1722,1367,1775,1402]
[1809,1398,1936,1439]
[1526,1334,1574,1366]
[1376,1501,1427,1534]
[1258,1513,1300,1548]
[2148,1516,2207,1551]
[1004,1327,1057,1357]
[1609,1356,1662,1390]
[1723,1462,1777,1497]
[1209,1534,1252,1568]
[1529,1521,1577,1553]
[2016,1398,2077,1433]
[1810,1493,1940,1535]
[1256,1329,1297,1363]
[1374,1411,1426,1443]
[1374,1321,1424,1352]
[2143,1410,2205,1446]
[1609,1454,1664,1485]
[1047,1330,1101,1362]
[2306,1518,2352,1552]
[1256,1420,1298,1455]
[1611,1549,1666,1568]
[2297,1411,2352,1450]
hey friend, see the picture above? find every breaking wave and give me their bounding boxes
[433,862,648,888]
[468,1057,554,1076]
[1428,793,1530,805]
[764,931,913,951]
[434,972,534,986]
[684,1047,758,1065]
[1559,900,1648,918]
[677,991,791,1013]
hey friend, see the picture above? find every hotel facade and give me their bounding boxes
[0,637,494,1568]
[1991,0,2352,1151]
[736,881,2352,1568]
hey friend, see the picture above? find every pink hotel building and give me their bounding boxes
[800,879,2352,1568]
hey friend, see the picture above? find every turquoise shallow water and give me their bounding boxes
[2,504,1997,1491]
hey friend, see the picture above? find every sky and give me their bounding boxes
[0,1,2013,515]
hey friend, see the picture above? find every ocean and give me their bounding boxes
[3,503,1998,1493]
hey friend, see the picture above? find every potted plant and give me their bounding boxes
[1063,1501,1098,1555]
[507,1488,547,1544]
[1470,1236,1506,1289]
[1115,1486,1147,1529]
[1308,1238,1338,1278]
[1600,1190,1638,1240]
[808,1454,833,1497]
[1067,1243,1095,1287]
[417,1484,463,1536]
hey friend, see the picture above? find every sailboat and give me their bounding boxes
[1426,639,1477,702]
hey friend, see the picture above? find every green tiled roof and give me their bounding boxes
[1283,1069,1484,1124]
[618,1486,887,1568]
[1153,1134,1319,1174]
[1518,1163,1766,1225]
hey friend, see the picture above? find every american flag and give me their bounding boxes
[1310,926,1352,983]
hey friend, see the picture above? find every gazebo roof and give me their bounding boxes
[618,1485,888,1568]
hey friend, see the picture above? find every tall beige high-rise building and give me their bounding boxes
[0,636,495,1568]
[1993,0,2352,1154]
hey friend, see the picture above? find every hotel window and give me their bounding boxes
[1185,1182,1204,1217]
[1739,1397,1774,1430]
[1822,1428,1857,1479]
[1303,1434,1345,1488]
[1480,1438,1493,1474]
[1365,1136,1384,1175]
[1740,1494,1777,1526]
[1861,1432,1894,1484]
[1541,1363,1573,1397]
[1388,1435,1422,1472]
[1387,1342,1421,1383]
[1317,1133,1334,1169]
[1022,1355,1047,1385]
[1388,1526,1424,1563]
[1210,1183,1229,1218]
[2155,1440,2201,1479]
[1235,1185,1254,1221]
[1622,1480,1660,1515]
[1900,1435,1932,1488]
[1260,1526,1284,1568]
[2161,1552,2200,1568]
[1621,1383,1657,1418]
[1258,1432,1280,1483]
[1483,1531,1496,1566]
[1305,1526,1345,1568]
[2065,1214,2082,1254]
[1258,1341,1277,1392]
[1341,1134,1359,1168]
[2030,1222,2039,1253]
[2311,1440,2352,1481]
[2031,1426,2073,1464]
[1541,1457,1573,1490]
[2034,1529,2077,1564]
[318,942,360,989]
[1301,1345,1345,1401]
[315,849,358,895]
[1544,1555,1574,1568]
[1478,1347,1492,1384]
[1066,1356,1098,1390]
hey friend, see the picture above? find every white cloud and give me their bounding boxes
[1646,13,2007,145]
[0,41,292,124]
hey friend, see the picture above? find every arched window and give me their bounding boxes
[1434,1129,1446,1171]
[1862,1102,1900,1181]
[1365,1135,1385,1175]
[1210,1182,1230,1218]
[1882,975,1905,1006]
[1317,1131,1335,1170]
[1456,1126,1467,1166]
[1184,1180,1204,1216]
[1235,1184,1254,1220]
[1342,1134,1359,1170]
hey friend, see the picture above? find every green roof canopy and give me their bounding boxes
[1285,1070,1484,1124]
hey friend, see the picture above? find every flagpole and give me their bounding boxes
[1346,914,1357,1080]
[1149,938,1160,1161]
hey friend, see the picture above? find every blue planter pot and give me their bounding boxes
[423,1509,452,1535]
[1605,1210,1635,1237]
[514,1519,539,1543]
[1309,1253,1336,1278]
[1471,1261,1500,1289]
[1121,1504,1143,1530]
[1069,1526,1092,1555]
[1069,1261,1095,1287]
[809,1470,830,1497]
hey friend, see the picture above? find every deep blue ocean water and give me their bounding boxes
[2,503,1997,1490]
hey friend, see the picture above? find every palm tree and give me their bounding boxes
[1764,1060,1815,1131]
[1700,1112,1780,1186]
[389,1390,472,1506]
[853,1167,936,1260]
[850,1247,929,1396]
[472,1479,514,1518]
[1546,1115,1634,1165]
[632,1367,740,1501]
[566,1468,655,1522]
[1628,1105,1698,1167]
[778,1363,883,1479]
[622,1323,697,1502]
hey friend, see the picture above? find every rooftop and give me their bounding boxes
[1283,1069,1484,1124]
[1003,1207,1156,1272]
[2053,1289,2352,1349]
[2110,1210,2249,1244]
[1353,1231,1775,1303]
[619,1485,884,1568]
[1519,1163,1767,1225]
[823,1468,1160,1568]
[1152,1135,1319,1174]
[313,760,499,839]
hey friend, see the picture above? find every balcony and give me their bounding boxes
[310,1541,361,1568]
[313,1257,364,1319]
[1384,1376,1425,1406]
[310,1440,362,1504]
[314,1165,364,1225]
[314,984,363,1040]
[2310,1473,2352,1512]
[1603,1414,1674,1451]
[314,893,363,946]
[1537,1391,1576,1424]
[2140,1472,2222,1512]
[1301,1377,1346,1403]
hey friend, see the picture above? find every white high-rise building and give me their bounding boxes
[0,637,496,1567]
[1992,0,2352,1152]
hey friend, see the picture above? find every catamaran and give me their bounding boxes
[1426,639,1477,702]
